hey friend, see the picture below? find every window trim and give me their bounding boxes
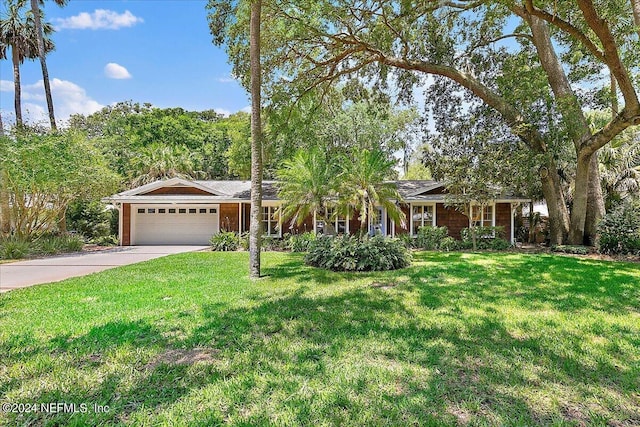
[470,203,495,228]
[323,207,349,235]
[262,205,281,237]
[410,203,437,236]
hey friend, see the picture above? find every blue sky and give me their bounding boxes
[0,0,249,126]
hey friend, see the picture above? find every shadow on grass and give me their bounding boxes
[409,251,640,312]
[178,279,639,425]
[1,252,638,425]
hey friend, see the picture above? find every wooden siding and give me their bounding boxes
[219,203,240,232]
[496,203,512,240]
[142,186,212,196]
[435,204,469,239]
[122,203,131,245]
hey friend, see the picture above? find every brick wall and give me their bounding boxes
[122,203,131,246]
[496,203,512,241]
[436,204,469,239]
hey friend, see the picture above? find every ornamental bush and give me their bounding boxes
[305,235,411,271]
[597,200,640,255]
[210,231,240,251]
[415,226,449,250]
[460,226,510,250]
[288,232,316,252]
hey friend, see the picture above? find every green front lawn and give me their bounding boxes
[1,252,639,426]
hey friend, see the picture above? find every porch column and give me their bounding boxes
[510,203,516,245]
[313,211,317,234]
[238,203,242,233]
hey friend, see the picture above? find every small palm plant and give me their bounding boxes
[338,149,406,235]
[276,147,339,233]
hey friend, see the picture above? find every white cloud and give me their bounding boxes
[3,78,104,126]
[104,63,132,79]
[216,75,237,83]
[214,108,231,117]
[240,106,251,114]
[0,80,14,92]
[56,9,143,30]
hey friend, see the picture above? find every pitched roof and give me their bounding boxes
[105,179,527,203]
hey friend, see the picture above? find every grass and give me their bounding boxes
[0,251,639,426]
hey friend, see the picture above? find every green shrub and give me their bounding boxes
[461,226,508,250]
[210,232,240,251]
[415,226,449,250]
[67,201,113,240]
[551,245,591,255]
[288,232,316,252]
[439,236,459,252]
[397,233,415,249]
[33,235,61,255]
[31,234,84,255]
[262,236,281,251]
[597,200,640,255]
[94,235,119,246]
[0,237,30,260]
[57,234,85,252]
[305,235,411,271]
[239,232,250,251]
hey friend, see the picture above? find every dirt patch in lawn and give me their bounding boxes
[146,348,218,369]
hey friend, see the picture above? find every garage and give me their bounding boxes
[132,204,219,245]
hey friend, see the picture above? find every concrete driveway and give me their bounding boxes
[0,246,209,293]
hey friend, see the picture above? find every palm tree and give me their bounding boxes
[276,148,338,233]
[249,0,262,278]
[338,149,406,234]
[31,0,66,130]
[128,143,202,188]
[0,0,54,128]
[599,134,640,210]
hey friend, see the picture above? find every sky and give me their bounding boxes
[0,0,250,126]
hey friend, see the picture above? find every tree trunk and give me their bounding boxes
[610,73,619,118]
[57,208,67,233]
[528,14,601,246]
[0,169,11,235]
[632,0,640,38]
[248,0,263,279]
[0,111,4,136]
[31,0,57,130]
[569,152,592,244]
[12,48,23,128]
[539,162,570,245]
[584,153,605,245]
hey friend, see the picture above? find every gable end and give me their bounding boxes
[141,186,214,196]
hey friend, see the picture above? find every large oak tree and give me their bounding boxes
[209,0,640,245]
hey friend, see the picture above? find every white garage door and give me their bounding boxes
[132,205,219,245]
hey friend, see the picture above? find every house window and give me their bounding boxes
[199,208,207,214]
[369,206,385,235]
[209,208,217,214]
[262,206,280,236]
[148,208,156,214]
[471,205,495,228]
[179,208,186,214]
[137,208,145,214]
[323,207,348,234]
[189,208,197,214]
[411,204,435,235]
[169,208,176,214]
[158,209,166,214]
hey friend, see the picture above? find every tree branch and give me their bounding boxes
[575,0,639,112]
